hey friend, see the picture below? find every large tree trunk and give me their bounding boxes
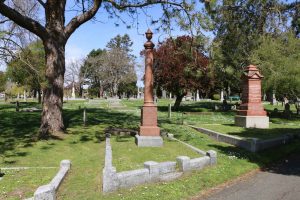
[173,94,185,111]
[39,38,66,138]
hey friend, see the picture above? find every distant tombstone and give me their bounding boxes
[235,65,269,128]
[231,105,237,110]
[263,93,266,101]
[214,104,219,111]
[196,90,200,101]
[162,90,167,99]
[283,96,288,107]
[169,92,172,99]
[220,90,224,102]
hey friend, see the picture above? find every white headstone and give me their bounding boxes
[272,92,277,105]
[162,90,167,99]
[220,90,224,102]
[137,87,140,99]
[196,90,200,101]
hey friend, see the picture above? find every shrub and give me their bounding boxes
[212,94,220,100]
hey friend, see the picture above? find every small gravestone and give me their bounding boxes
[272,90,277,105]
[214,104,219,111]
[220,90,224,102]
[162,90,167,99]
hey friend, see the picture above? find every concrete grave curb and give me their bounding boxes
[103,136,217,193]
[25,160,71,200]
[190,125,300,152]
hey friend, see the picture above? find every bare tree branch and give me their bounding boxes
[105,0,183,10]
[37,0,46,8]
[64,0,102,39]
[0,1,47,40]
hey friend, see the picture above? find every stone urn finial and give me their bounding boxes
[145,29,153,41]
[144,29,155,49]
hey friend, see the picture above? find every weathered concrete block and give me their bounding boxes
[117,168,149,188]
[206,150,217,165]
[167,133,174,139]
[157,161,176,175]
[176,156,191,172]
[235,115,269,129]
[34,184,55,200]
[135,135,163,147]
[50,160,71,190]
[103,167,118,193]
[159,172,183,182]
[190,157,210,170]
[144,161,159,181]
[60,160,71,169]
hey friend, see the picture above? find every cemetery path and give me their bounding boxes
[201,153,300,200]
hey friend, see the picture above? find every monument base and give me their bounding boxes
[235,115,269,129]
[139,126,160,136]
[135,135,163,147]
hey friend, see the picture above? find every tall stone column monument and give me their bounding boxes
[135,29,163,147]
[235,65,269,128]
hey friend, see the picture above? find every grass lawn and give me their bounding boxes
[0,99,299,200]
[175,101,300,140]
[111,136,200,171]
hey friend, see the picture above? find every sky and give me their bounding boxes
[0,1,208,86]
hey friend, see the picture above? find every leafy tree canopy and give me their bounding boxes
[251,32,300,100]
[154,35,211,110]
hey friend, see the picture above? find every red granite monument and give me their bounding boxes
[235,65,269,128]
[135,29,163,147]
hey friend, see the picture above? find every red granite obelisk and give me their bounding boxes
[235,65,269,128]
[135,29,163,147]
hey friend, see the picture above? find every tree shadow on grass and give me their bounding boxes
[0,103,140,162]
[0,108,40,161]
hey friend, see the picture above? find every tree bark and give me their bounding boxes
[39,38,66,138]
[173,94,185,111]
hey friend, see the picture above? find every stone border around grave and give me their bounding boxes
[103,136,217,193]
[190,125,300,152]
[25,160,71,200]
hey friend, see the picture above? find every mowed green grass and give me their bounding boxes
[111,136,201,171]
[0,99,299,200]
[170,100,300,140]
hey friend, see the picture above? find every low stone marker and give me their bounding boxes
[28,160,71,200]
[103,136,217,193]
